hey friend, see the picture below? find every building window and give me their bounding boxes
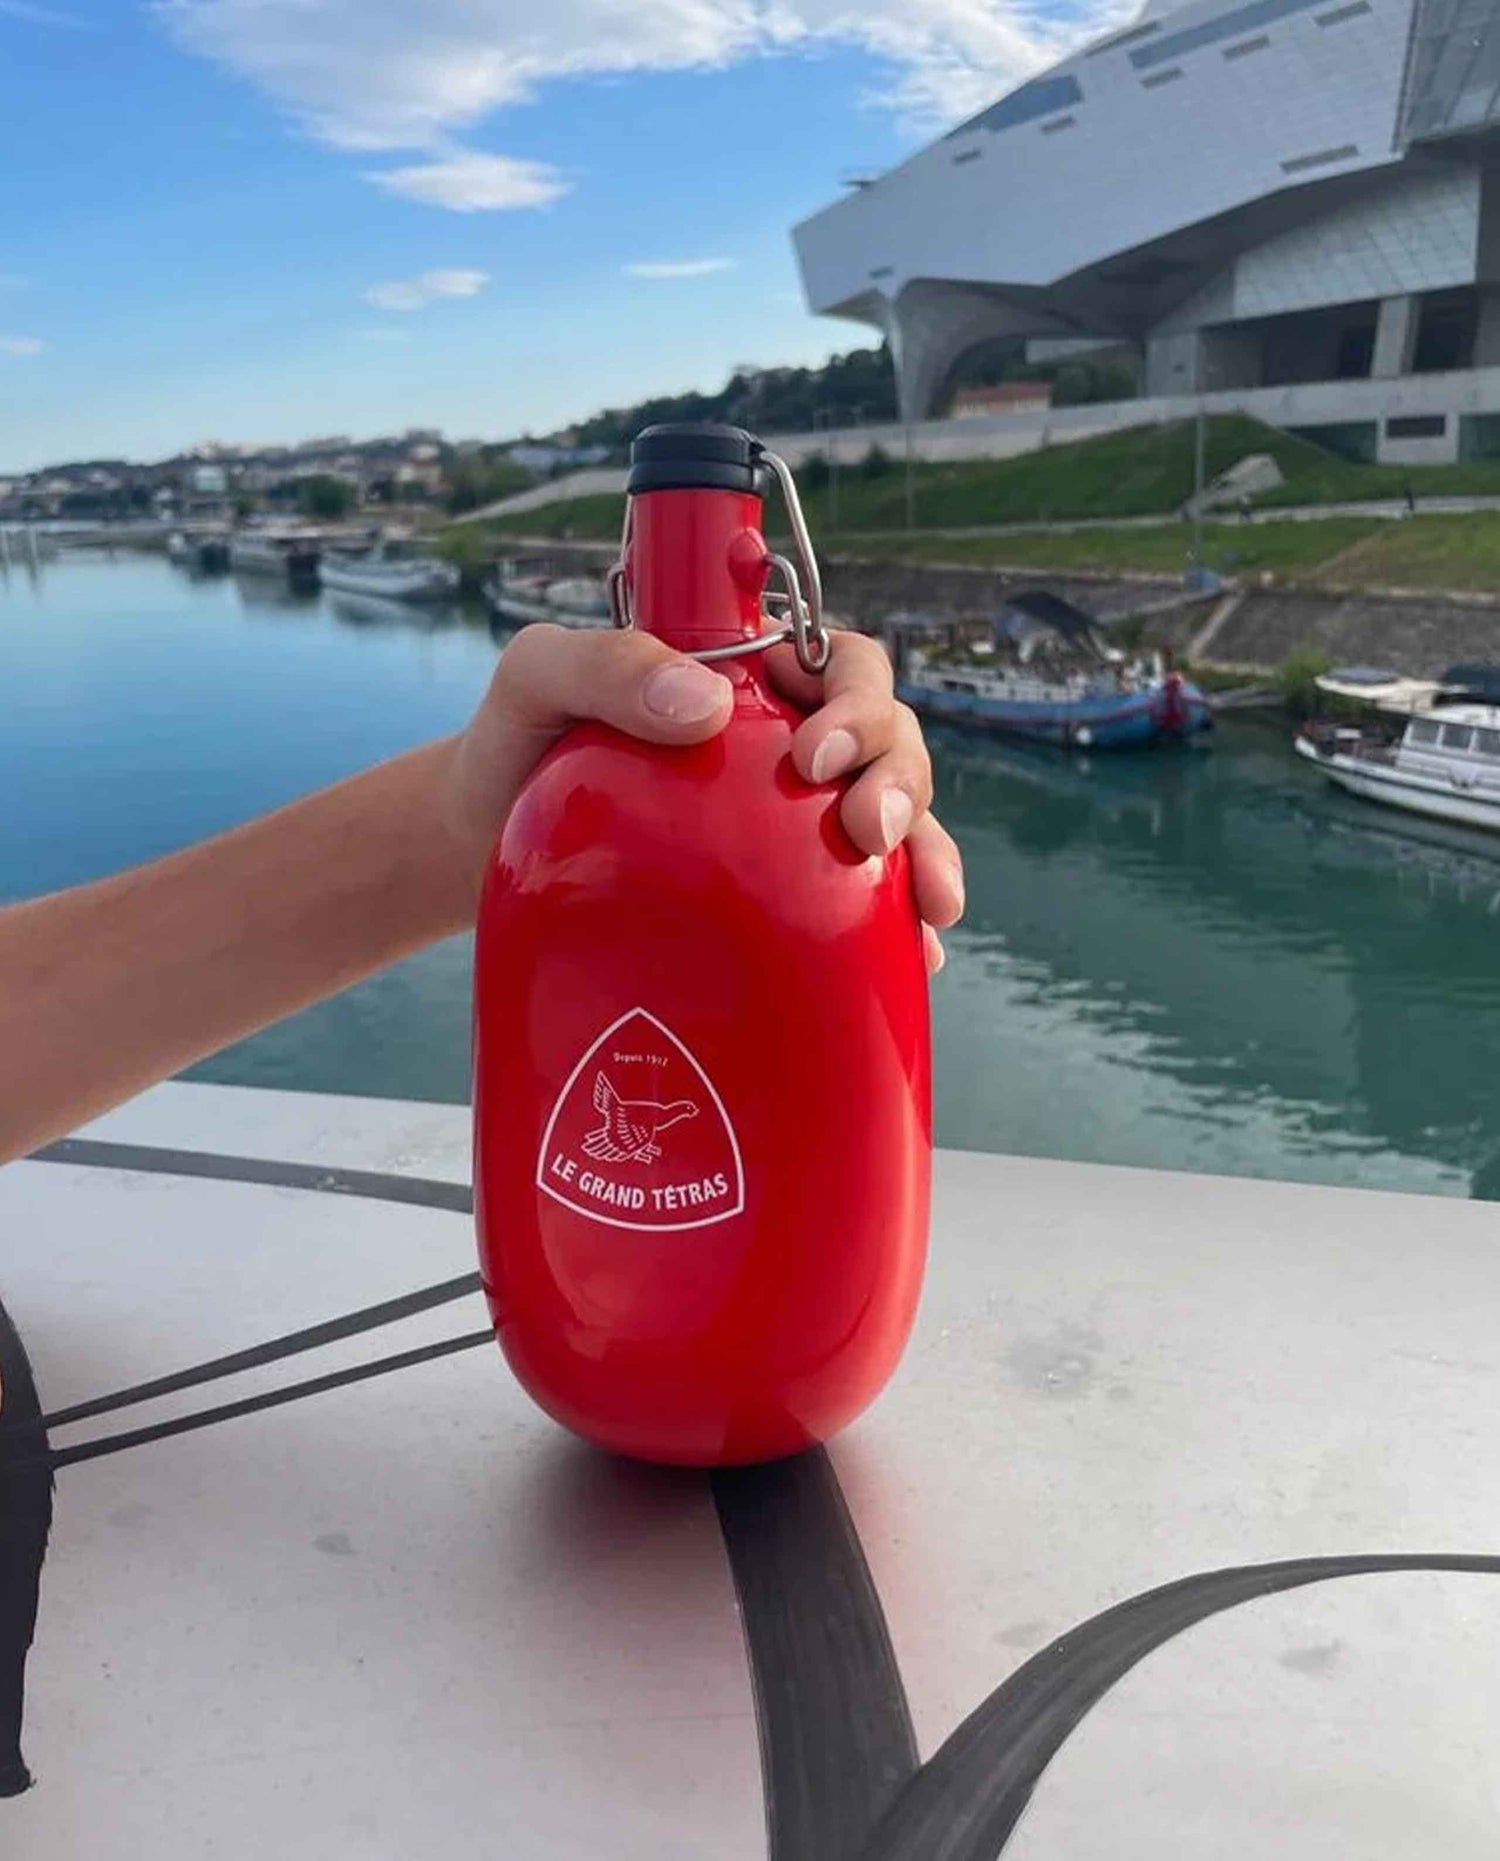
[1414,298,1475,374]
[1385,414,1448,439]
[1336,325,1376,379]
[1087,18,1160,53]
[1223,33,1271,55]
[1280,144,1359,173]
[1141,65,1185,86]
[1316,1,1371,22]
[946,73,1084,136]
[1132,0,1327,69]
[1040,114,1077,133]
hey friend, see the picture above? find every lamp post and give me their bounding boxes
[1191,398,1207,581]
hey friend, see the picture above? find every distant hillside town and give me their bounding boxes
[0,428,607,524]
[0,339,1141,524]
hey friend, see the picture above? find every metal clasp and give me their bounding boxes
[607,445,831,676]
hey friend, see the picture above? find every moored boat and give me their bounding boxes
[1297,697,1500,833]
[168,528,231,574]
[228,528,321,588]
[1315,666,1443,716]
[896,590,1211,750]
[483,559,609,629]
[319,541,459,603]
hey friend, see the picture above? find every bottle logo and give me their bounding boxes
[536,1008,746,1231]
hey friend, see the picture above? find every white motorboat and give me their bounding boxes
[319,541,459,604]
[1314,666,1443,716]
[1297,695,1500,833]
[228,528,321,587]
[483,560,609,629]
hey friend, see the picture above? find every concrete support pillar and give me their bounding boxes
[882,281,1075,421]
[1144,331,1203,397]
[1371,294,1419,378]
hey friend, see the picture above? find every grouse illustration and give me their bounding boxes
[582,1072,698,1164]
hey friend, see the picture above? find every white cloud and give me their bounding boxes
[157,0,1132,209]
[365,267,489,310]
[0,335,43,357]
[369,151,567,211]
[624,257,736,279]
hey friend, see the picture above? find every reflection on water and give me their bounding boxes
[931,728,1500,1197]
[6,552,1500,1199]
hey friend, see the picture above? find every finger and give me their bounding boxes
[905,812,965,929]
[774,617,893,725]
[923,924,947,976]
[837,704,935,858]
[490,624,733,749]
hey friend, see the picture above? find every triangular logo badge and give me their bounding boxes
[536,1008,746,1232]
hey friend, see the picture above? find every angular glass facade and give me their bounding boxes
[1400,0,1500,141]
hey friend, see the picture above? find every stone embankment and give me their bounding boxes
[492,537,1500,675]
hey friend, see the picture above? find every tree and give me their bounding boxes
[298,475,356,520]
[568,343,900,452]
[444,454,534,515]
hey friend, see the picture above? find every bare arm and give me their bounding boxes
[0,739,473,1162]
[0,626,963,1166]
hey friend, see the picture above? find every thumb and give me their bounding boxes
[490,622,733,746]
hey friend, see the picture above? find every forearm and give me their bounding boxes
[0,737,481,1164]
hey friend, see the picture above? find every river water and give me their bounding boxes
[6,550,1498,1200]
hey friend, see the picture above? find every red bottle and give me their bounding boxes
[473,423,931,1466]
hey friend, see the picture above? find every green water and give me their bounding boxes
[6,551,1499,1199]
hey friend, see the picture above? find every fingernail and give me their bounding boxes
[924,924,947,974]
[879,787,914,852]
[643,662,731,722]
[947,861,966,919]
[810,727,858,785]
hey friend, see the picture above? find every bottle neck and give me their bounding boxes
[625,488,768,655]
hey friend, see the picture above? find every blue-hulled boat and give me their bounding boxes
[895,589,1212,751]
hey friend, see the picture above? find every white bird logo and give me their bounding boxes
[582,1073,698,1165]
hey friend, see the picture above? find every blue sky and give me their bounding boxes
[0,0,1115,469]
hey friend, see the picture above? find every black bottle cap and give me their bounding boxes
[626,422,768,495]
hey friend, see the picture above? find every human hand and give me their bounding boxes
[444,624,964,971]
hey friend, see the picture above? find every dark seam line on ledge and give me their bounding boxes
[36,1271,484,1431]
[12,1330,495,1475]
[32,1137,475,1215]
[713,1452,919,1861]
[852,1551,1500,1859]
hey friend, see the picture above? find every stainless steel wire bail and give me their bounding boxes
[606,444,831,676]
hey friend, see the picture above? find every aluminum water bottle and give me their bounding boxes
[473,422,931,1466]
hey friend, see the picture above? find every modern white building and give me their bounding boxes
[793,0,1500,463]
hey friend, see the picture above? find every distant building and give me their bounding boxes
[507,441,611,473]
[794,0,1500,464]
[949,381,1054,419]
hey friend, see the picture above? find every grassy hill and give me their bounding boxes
[439,415,1500,592]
